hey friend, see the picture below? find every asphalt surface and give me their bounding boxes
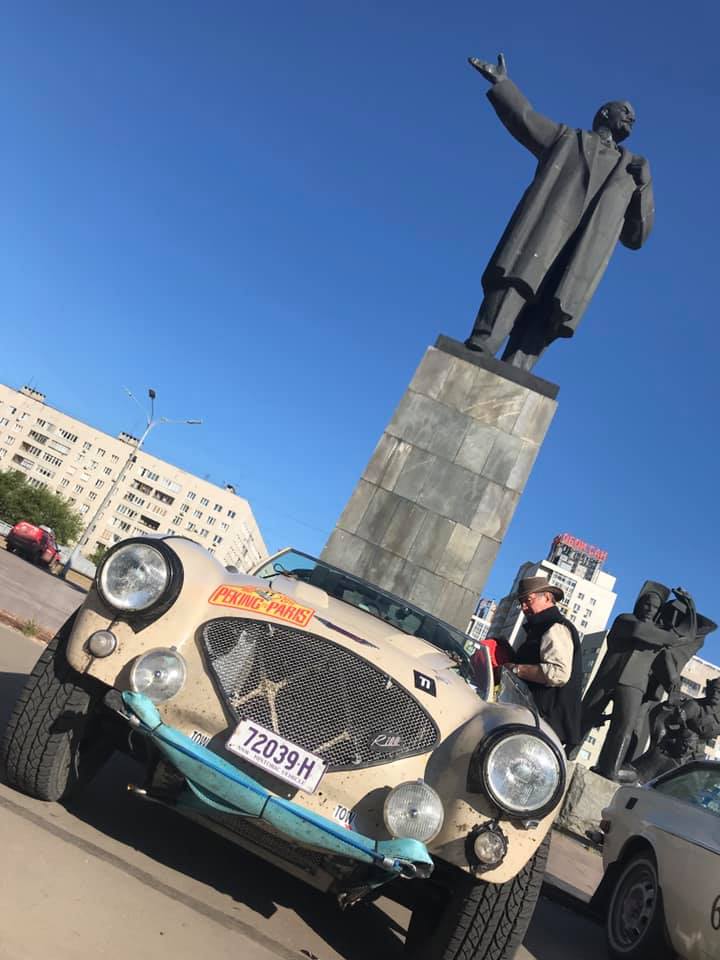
[0,547,84,633]
[0,593,607,959]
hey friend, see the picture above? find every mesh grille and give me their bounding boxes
[200,617,438,769]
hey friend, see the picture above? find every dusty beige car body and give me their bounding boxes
[63,538,563,889]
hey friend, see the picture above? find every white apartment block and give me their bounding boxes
[0,384,267,571]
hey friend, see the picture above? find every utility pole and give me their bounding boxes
[62,388,201,576]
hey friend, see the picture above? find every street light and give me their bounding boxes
[62,388,202,576]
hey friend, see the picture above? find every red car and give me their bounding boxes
[6,521,61,569]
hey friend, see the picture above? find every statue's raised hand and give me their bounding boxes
[468,53,507,85]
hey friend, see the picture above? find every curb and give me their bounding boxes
[541,876,600,922]
[0,609,53,644]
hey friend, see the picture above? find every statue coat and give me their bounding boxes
[481,79,655,339]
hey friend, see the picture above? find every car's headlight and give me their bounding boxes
[383,780,444,843]
[98,541,172,612]
[130,648,187,703]
[470,726,564,818]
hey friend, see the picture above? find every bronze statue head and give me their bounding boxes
[705,678,720,706]
[634,591,662,622]
[592,100,636,143]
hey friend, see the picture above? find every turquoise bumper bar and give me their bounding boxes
[121,692,433,877]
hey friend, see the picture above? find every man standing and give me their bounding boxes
[464,54,654,370]
[509,577,582,750]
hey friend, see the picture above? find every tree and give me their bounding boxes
[88,544,107,566]
[0,470,84,544]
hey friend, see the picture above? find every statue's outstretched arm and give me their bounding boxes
[469,53,563,158]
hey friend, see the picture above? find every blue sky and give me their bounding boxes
[1,2,719,660]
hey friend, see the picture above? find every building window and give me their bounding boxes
[199,528,209,538]
[227,510,236,519]
[82,441,92,451]
[5,437,14,445]
[581,619,589,628]
[577,592,585,600]
[43,453,63,467]
[207,516,216,527]
[28,430,47,445]
[88,492,97,501]
[95,479,104,488]
[35,466,55,479]
[59,478,70,488]
[587,736,596,745]
[200,497,209,507]
[193,509,202,518]
[590,598,596,606]
[139,515,160,531]
[140,468,159,482]
[47,439,71,455]
[74,484,84,494]
[153,490,175,505]
[577,749,591,761]
[180,504,189,514]
[97,448,106,457]
[111,454,119,463]
[186,491,196,501]
[125,492,146,507]
[12,455,34,470]
[132,480,152,495]
[104,466,112,476]
[80,504,90,514]
[212,535,223,545]
[21,442,43,457]
[172,515,182,525]
[221,522,229,531]
[58,429,79,443]
[0,418,8,427]
[213,503,222,512]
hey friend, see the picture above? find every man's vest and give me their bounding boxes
[514,605,583,747]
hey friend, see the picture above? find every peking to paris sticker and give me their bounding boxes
[208,584,314,628]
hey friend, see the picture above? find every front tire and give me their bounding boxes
[406,836,549,960]
[0,615,111,801]
[606,853,672,959]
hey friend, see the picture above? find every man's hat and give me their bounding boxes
[517,576,564,603]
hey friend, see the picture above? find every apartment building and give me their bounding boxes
[0,384,267,571]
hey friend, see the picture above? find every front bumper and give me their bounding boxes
[121,692,434,879]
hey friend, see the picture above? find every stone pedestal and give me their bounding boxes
[555,763,621,840]
[321,336,559,631]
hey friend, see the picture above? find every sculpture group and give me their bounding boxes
[581,583,717,783]
[463,54,654,371]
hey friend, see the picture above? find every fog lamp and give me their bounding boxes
[87,630,117,658]
[467,821,507,872]
[130,648,187,703]
[383,780,444,843]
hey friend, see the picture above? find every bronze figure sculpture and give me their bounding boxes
[581,582,716,781]
[622,678,720,784]
[464,54,655,371]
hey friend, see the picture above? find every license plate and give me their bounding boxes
[226,719,327,793]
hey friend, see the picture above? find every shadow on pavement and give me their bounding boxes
[0,675,406,960]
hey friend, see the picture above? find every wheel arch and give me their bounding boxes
[590,834,659,917]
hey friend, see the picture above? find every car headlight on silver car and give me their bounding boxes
[383,780,444,843]
[98,541,172,612]
[470,726,564,818]
[130,648,187,703]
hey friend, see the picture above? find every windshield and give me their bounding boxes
[255,548,477,684]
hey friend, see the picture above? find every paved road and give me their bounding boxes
[0,548,84,633]
[0,625,606,960]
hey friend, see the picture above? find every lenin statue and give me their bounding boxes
[464,54,655,371]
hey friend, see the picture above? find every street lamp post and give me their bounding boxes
[62,388,202,576]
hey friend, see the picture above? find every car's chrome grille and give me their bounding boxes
[200,617,439,769]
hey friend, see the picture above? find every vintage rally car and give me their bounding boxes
[593,759,720,960]
[1,538,568,959]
